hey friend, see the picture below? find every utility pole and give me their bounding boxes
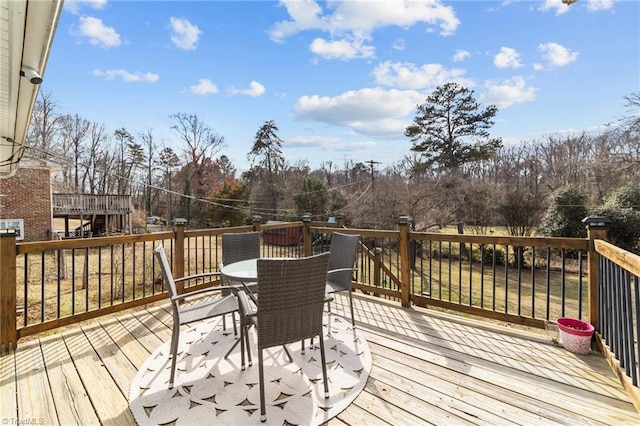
[366,160,382,227]
[366,160,381,191]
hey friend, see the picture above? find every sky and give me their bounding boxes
[40,0,640,173]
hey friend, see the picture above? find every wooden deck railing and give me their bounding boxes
[52,193,132,214]
[593,239,640,410]
[0,214,638,409]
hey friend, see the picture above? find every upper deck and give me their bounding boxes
[52,194,132,216]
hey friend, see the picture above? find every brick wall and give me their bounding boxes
[0,162,52,242]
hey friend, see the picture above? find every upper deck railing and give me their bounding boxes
[0,215,638,410]
[52,193,132,215]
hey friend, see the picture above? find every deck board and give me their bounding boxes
[82,322,140,396]
[369,352,541,425]
[369,336,592,425]
[2,293,639,425]
[14,339,59,424]
[39,334,100,425]
[0,346,17,420]
[61,327,136,425]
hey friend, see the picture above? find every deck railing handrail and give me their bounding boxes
[593,238,640,410]
[0,219,595,346]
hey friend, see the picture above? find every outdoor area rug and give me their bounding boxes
[129,314,371,425]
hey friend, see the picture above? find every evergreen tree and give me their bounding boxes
[405,82,502,242]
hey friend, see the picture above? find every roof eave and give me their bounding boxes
[0,0,63,178]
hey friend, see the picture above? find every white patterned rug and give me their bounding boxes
[129,314,371,425]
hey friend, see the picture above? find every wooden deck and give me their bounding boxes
[2,293,639,425]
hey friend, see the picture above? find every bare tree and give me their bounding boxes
[319,161,334,187]
[61,114,90,193]
[114,128,135,195]
[27,91,66,160]
[170,113,225,225]
[622,92,640,135]
[139,129,158,215]
[83,122,108,193]
[158,146,181,220]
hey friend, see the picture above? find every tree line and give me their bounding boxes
[26,87,640,250]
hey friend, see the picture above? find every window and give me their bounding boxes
[0,219,24,240]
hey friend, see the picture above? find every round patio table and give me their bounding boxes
[219,258,257,282]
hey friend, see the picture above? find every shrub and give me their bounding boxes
[591,206,640,254]
[474,245,506,266]
[538,185,588,238]
[603,183,640,210]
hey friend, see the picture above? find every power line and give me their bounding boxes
[24,145,372,219]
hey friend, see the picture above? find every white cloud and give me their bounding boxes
[269,0,325,40]
[169,17,201,51]
[494,47,523,69]
[75,16,121,48]
[373,61,473,90]
[481,77,537,108]
[286,135,340,148]
[538,42,579,67]
[65,0,107,15]
[189,79,218,95]
[310,37,375,60]
[270,0,460,60]
[538,0,571,15]
[392,39,406,51]
[294,87,423,137]
[586,0,614,12]
[229,81,266,97]
[453,49,470,62]
[93,69,159,83]
[286,135,376,152]
[244,81,266,97]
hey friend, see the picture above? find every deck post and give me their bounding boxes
[373,247,383,297]
[582,216,609,330]
[302,213,312,257]
[397,216,412,308]
[252,215,262,232]
[0,233,17,352]
[252,215,263,255]
[173,218,187,292]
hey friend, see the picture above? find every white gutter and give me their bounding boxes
[0,0,63,178]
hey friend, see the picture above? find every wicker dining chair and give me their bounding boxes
[237,252,331,422]
[219,231,261,330]
[221,231,261,265]
[325,232,360,327]
[153,245,239,389]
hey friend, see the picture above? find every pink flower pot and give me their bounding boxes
[556,317,595,355]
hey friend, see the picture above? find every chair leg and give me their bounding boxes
[169,322,180,388]
[348,288,356,328]
[226,328,242,361]
[318,333,330,399]
[327,301,333,337]
[283,345,293,363]
[245,323,253,367]
[232,311,238,336]
[239,318,246,370]
[259,348,266,422]
[222,312,238,336]
[227,319,252,369]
